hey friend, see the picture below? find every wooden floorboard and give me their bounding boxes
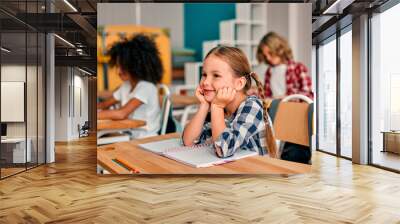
[1,135,400,223]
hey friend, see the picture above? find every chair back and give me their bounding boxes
[268,94,314,147]
[158,84,182,135]
[82,121,90,130]
[267,95,314,164]
[158,84,171,135]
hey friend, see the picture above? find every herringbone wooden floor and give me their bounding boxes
[1,136,400,224]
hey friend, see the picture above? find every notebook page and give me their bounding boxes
[164,146,258,168]
[138,138,182,154]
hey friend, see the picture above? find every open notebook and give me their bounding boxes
[138,138,258,168]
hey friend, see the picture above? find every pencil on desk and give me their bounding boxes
[114,157,140,173]
[111,159,132,173]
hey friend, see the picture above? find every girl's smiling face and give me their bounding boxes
[200,55,239,102]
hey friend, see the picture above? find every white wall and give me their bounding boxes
[72,74,89,138]
[288,3,312,71]
[1,65,31,137]
[266,4,289,39]
[141,3,183,49]
[97,3,138,26]
[76,74,89,123]
[55,67,69,141]
[266,3,312,70]
[54,67,89,141]
[1,65,26,82]
[97,3,184,49]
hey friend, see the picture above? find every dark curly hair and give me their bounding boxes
[108,34,163,84]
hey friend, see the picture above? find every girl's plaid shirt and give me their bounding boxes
[197,96,269,158]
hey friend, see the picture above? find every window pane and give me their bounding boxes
[1,30,28,177]
[0,0,46,179]
[318,37,337,154]
[371,3,400,171]
[340,29,352,158]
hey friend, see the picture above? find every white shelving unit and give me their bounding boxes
[219,20,235,43]
[184,62,203,86]
[202,40,220,60]
[187,3,267,86]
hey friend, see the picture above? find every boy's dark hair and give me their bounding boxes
[108,34,163,84]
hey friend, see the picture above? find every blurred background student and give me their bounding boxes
[97,34,163,138]
[256,32,313,100]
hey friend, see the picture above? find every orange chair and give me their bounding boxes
[268,94,314,164]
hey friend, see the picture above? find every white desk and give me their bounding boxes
[1,137,31,163]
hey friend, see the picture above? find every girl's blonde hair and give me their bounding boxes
[257,32,293,65]
[205,46,278,158]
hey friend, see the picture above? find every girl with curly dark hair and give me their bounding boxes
[97,34,163,138]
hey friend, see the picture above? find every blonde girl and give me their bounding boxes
[182,46,278,158]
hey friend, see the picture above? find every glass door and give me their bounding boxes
[370,3,400,171]
[339,27,352,159]
[0,0,47,179]
[1,31,28,178]
[317,35,337,155]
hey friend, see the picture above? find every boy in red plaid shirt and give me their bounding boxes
[256,32,313,100]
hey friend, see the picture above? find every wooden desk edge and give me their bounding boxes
[97,119,147,131]
[97,133,312,175]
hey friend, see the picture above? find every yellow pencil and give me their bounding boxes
[115,157,140,174]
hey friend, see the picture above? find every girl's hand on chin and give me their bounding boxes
[195,86,209,106]
[212,87,236,108]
